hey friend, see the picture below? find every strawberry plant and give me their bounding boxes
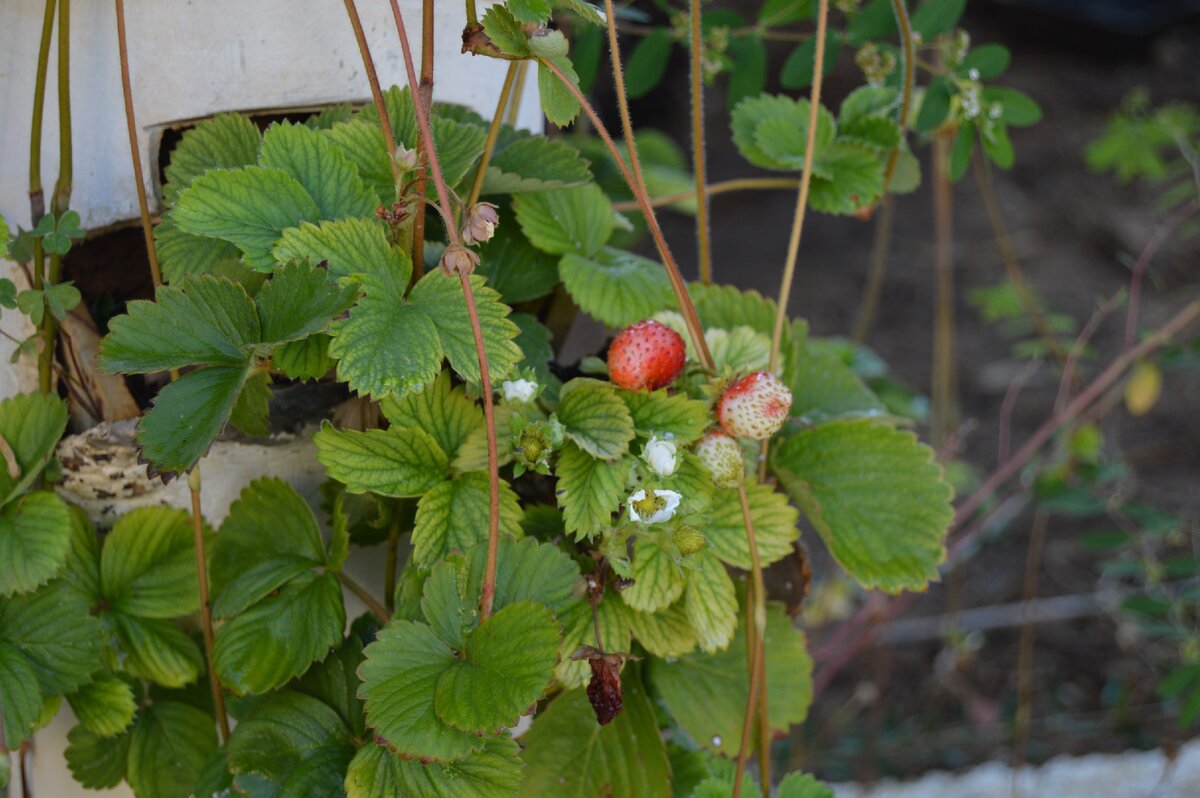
[6,0,1193,796]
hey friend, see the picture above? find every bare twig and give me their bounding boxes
[998,358,1041,464]
[688,0,712,284]
[611,177,800,212]
[1124,201,1197,351]
[189,471,229,742]
[336,570,389,623]
[466,61,520,209]
[1013,511,1049,773]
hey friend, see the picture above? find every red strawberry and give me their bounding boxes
[607,321,686,391]
[717,371,792,440]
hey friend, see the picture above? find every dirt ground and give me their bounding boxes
[616,0,1200,783]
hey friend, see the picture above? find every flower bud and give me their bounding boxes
[393,145,420,172]
[462,202,500,246]
[502,378,538,404]
[439,244,480,276]
[642,436,678,477]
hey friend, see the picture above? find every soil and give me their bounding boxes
[614,0,1200,784]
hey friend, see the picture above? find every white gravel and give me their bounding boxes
[832,738,1200,798]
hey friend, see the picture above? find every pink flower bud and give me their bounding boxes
[439,244,480,276]
[461,202,500,246]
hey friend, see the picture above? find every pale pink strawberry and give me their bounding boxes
[716,371,792,440]
[692,430,745,488]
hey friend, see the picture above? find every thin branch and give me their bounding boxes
[50,0,72,218]
[611,177,800,212]
[688,0,712,284]
[336,570,389,623]
[466,61,520,209]
[505,61,530,127]
[412,0,436,277]
[732,633,766,798]
[386,0,502,621]
[882,0,914,190]
[115,0,162,287]
[384,506,402,612]
[1054,290,1123,414]
[28,0,56,227]
[1123,200,1197,351]
[931,121,957,450]
[997,358,1040,464]
[341,0,402,186]
[189,471,230,742]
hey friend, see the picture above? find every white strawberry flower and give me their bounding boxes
[501,378,538,403]
[627,489,682,525]
[642,436,678,477]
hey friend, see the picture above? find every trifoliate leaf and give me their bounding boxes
[559,247,675,328]
[0,645,42,745]
[155,217,245,284]
[520,669,670,796]
[0,580,101,701]
[327,120,393,205]
[360,620,485,762]
[651,602,812,756]
[626,599,697,658]
[66,723,130,789]
[127,701,217,798]
[315,423,449,497]
[555,444,631,539]
[704,484,799,571]
[100,275,258,373]
[273,217,411,284]
[685,551,738,653]
[259,121,378,220]
[481,5,530,57]
[477,224,560,307]
[67,672,136,738]
[808,142,886,215]
[345,738,522,798]
[838,86,900,125]
[0,492,72,596]
[136,364,252,477]
[555,597,631,689]
[462,536,583,619]
[771,419,953,592]
[434,601,560,731]
[226,691,355,797]
[514,183,613,256]
[617,388,711,446]
[621,535,686,613]
[778,772,835,798]
[412,472,523,567]
[840,115,902,152]
[557,378,635,460]
[255,260,359,345]
[162,113,261,206]
[537,55,582,128]
[173,166,321,270]
[408,271,523,388]
[213,571,345,695]
[483,135,592,195]
[381,370,483,463]
[100,507,198,618]
[274,334,334,381]
[106,614,203,687]
[732,94,835,171]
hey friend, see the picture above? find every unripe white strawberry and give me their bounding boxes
[692,430,745,488]
[716,371,792,440]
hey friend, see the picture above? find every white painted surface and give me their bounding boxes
[0,260,39,398]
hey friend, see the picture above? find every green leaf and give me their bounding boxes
[101,275,258,373]
[0,492,72,596]
[706,326,771,372]
[983,87,1042,127]
[626,599,697,658]
[327,120,393,205]
[408,271,523,388]
[959,44,1011,80]
[808,142,886,215]
[66,724,130,789]
[651,602,812,756]
[625,28,673,99]
[106,614,203,687]
[137,365,251,477]
[0,391,67,506]
[621,535,686,613]
[173,166,322,271]
[780,29,841,90]
[555,597,630,688]
[315,423,449,497]
[226,691,355,797]
[297,633,367,736]
[483,135,593,195]
[162,113,261,206]
[618,388,711,445]
[272,217,411,284]
[360,620,484,762]
[704,483,800,570]
[559,247,675,328]
[101,507,198,618]
[0,645,42,745]
[154,217,245,284]
[845,0,897,43]
[772,419,952,592]
[214,572,345,695]
[555,444,631,539]
[481,5,530,57]
[434,601,560,731]
[462,536,583,618]
[0,580,101,697]
[260,121,378,220]
[230,369,272,437]
[778,772,835,798]
[476,222,561,304]
[557,378,636,460]
[255,260,359,344]
[726,36,768,110]
[685,551,738,652]
[514,184,613,256]
[911,0,966,38]
[787,340,886,421]
[330,278,443,400]
[67,672,136,738]
[127,702,218,798]
[274,334,334,381]
[381,370,483,462]
[572,24,603,92]
[537,55,583,128]
[915,76,953,133]
[950,120,975,181]
[412,472,523,567]
[690,282,778,336]
[731,94,835,172]
[980,121,1015,169]
[345,738,522,798]
[44,281,81,321]
[426,115,490,190]
[520,669,670,796]
[510,0,552,23]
